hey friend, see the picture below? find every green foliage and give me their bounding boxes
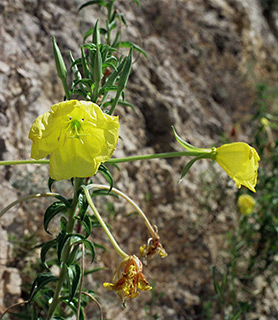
[201,83,278,319]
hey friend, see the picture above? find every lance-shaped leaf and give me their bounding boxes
[119,41,148,58]
[98,164,113,191]
[29,273,57,302]
[44,201,68,234]
[41,239,57,268]
[178,155,207,184]
[67,264,81,302]
[109,49,133,114]
[78,0,107,11]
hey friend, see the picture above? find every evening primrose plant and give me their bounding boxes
[0,1,260,319]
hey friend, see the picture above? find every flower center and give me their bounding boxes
[67,117,86,140]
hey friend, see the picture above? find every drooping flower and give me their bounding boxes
[237,194,256,215]
[29,100,119,180]
[103,255,152,303]
[215,142,260,192]
[140,237,167,264]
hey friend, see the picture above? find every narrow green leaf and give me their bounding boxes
[112,30,121,48]
[60,216,68,231]
[44,202,68,234]
[78,191,88,220]
[64,298,85,320]
[84,266,107,276]
[41,239,57,268]
[118,13,128,26]
[80,213,92,237]
[83,239,96,262]
[29,273,57,302]
[178,156,203,183]
[109,49,133,114]
[98,164,113,191]
[81,47,90,78]
[231,311,242,320]
[67,244,81,265]
[117,99,135,109]
[57,231,71,263]
[92,46,102,102]
[67,264,81,302]
[83,28,94,42]
[78,0,107,11]
[69,51,82,82]
[172,126,203,152]
[117,48,132,91]
[119,41,148,58]
[48,178,56,192]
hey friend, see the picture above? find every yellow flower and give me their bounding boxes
[103,255,152,303]
[237,194,256,215]
[29,100,119,180]
[215,142,260,192]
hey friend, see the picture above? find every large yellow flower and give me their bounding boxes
[215,142,260,192]
[103,255,152,303]
[29,100,119,180]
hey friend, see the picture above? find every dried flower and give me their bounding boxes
[103,255,152,303]
[140,237,167,263]
[29,100,119,180]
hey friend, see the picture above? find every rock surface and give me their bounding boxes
[1,0,278,318]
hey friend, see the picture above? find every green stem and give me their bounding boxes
[0,159,50,165]
[0,192,60,219]
[46,178,84,320]
[82,186,128,259]
[88,184,158,239]
[106,150,213,164]
[0,150,214,167]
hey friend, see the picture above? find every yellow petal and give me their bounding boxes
[216,142,260,192]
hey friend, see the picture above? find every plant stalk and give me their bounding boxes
[46,178,83,320]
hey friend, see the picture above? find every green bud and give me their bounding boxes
[92,19,101,46]
[52,36,67,81]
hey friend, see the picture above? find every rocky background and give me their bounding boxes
[1,0,278,319]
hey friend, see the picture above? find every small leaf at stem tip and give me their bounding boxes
[172,126,209,152]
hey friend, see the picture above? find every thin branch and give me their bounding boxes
[0,192,60,219]
[82,292,103,320]
[0,300,29,319]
